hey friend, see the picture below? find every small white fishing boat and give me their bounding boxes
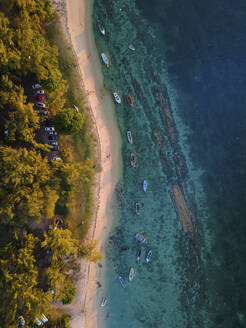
[143,180,147,192]
[135,233,147,243]
[127,131,133,144]
[129,267,134,281]
[113,92,121,104]
[146,250,152,263]
[100,297,107,307]
[101,53,110,67]
[119,276,126,288]
[136,248,141,262]
[97,20,105,35]
[128,44,135,51]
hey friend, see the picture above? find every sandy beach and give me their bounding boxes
[52,0,121,327]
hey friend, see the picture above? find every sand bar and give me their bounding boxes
[53,0,122,327]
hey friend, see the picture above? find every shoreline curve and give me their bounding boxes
[52,0,122,327]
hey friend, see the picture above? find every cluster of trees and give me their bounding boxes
[0,143,94,226]
[0,228,102,327]
[0,0,94,227]
[0,1,101,327]
[0,0,65,100]
[0,0,84,130]
[0,233,52,327]
[53,107,85,134]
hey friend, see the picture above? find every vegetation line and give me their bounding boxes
[0,1,102,327]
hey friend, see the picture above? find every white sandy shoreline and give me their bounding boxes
[52,0,122,327]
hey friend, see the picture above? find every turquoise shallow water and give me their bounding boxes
[93,0,246,327]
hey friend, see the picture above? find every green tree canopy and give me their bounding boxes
[60,160,94,184]
[0,13,21,74]
[0,233,51,327]
[42,227,78,264]
[53,107,85,134]
[41,227,78,300]
[4,95,41,145]
[78,240,103,263]
[44,265,66,301]
[0,146,58,224]
[0,77,42,147]
[61,283,76,304]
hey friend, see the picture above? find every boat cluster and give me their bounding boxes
[97,22,146,176]
[97,19,152,307]
[97,20,135,108]
[117,234,152,290]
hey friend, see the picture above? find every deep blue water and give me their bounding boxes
[93,0,246,327]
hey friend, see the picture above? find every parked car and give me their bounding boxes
[36,95,45,102]
[49,141,58,146]
[32,83,41,89]
[48,135,57,140]
[34,90,45,95]
[49,130,57,136]
[35,317,42,326]
[34,104,46,110]
[18,316,25,326]
[35,102,46,108]
[52,156,61,161]
[45,118,53,126]
[52,146,59,151]
[39,109,48,115]
[45,127,55,132]
[41,314,48,324]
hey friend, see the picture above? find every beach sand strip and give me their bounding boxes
[52,0,122,327]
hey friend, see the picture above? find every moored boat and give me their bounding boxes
[146,250,152,263]
[97,20,105,35]
[113,92,121,104]
[100,297,107,307]
[120,246,130,251]
[129,267,134,281]
[130,152,136,168]
[136,248,141,262]
[135,233,147,243]
[101,53,110,67]
[135,202,140,215]
[126,94,134,107]
[128,44,135,51]
[119,276,126,288]
[143,180,147,192]
[127,130,133,144]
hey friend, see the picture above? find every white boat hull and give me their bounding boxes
[129,268,134,281]
[135,233,147,243]
[119,276,126,288]
[146,250,152,263]
[100,297,107,307]
[101,53,109,67]
[143,180,147,192]
[127,131,133,144]
[129,44,135,51]
[113,92,121,104]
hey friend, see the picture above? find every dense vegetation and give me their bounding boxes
[0,1,101,327]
